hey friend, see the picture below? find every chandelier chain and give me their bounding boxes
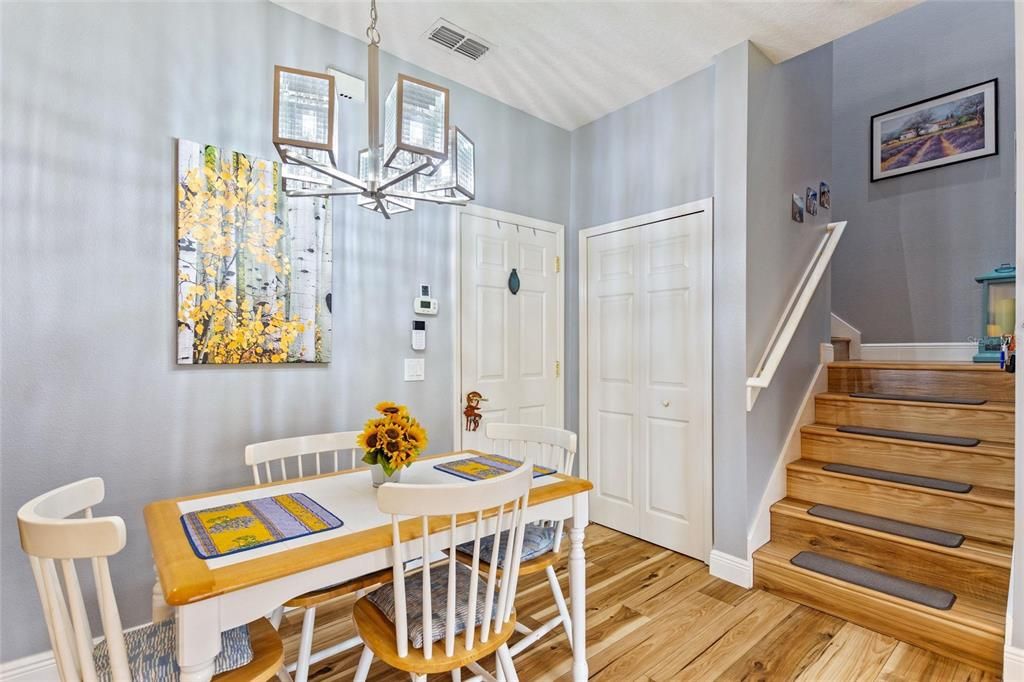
[366,0,381,45]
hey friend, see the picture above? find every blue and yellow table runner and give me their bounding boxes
[181,493,343,559]
[435,453,556,481]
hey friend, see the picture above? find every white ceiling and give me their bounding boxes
[275,1,920,131]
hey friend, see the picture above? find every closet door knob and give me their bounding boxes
[662,400,671,407]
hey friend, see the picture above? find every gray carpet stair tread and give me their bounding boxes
[821,463,972,493]
[836,425,980,448]
[791,551,956,610]
[850,392,986,405]
[807,504,965,547]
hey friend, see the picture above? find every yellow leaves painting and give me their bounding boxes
[176,140,332,364]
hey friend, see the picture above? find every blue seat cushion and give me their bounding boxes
[92,617,253,681]
[455,523,557,566]
[366,563,497,649]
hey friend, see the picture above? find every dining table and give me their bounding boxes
[144,450,594,681]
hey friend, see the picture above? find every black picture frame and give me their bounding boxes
[869,78,998,182]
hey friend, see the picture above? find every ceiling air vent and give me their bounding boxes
[425,19,492,62]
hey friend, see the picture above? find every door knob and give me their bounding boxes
[662,400,671,407]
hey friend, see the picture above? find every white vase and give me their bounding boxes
[371,464,403,488]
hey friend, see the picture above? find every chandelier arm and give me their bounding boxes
[387,189,468,206]
[374,197,392,220]
[285,187,364,198]
[284,151,368,191]
[377,160,433,192]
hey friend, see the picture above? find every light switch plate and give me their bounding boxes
[404,358,425,381]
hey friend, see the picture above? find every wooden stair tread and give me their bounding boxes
[801,424,1013,458]
[817,392,1014,413]
[771,498,1011,568]
[755,542,1005,632]
[788,459,1013,508]
[828,361,1006,372]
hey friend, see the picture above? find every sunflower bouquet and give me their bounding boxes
[358,402,429,477]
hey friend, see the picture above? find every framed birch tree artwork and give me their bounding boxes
[176,139,332,364]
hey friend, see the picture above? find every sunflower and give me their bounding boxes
[356,427,383,451]
[381,420,406,443]
[406,423,428,450]
[375,401,407,416]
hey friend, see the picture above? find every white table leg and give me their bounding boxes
[569,493,588,681]
[152,565,173,623]
[176,600,221,682]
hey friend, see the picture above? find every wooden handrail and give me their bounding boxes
[746,221,847,411]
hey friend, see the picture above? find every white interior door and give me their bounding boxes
[459,212,563,453]
[583,207,712,560]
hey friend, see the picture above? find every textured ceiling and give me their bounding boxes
[275,1,920,130]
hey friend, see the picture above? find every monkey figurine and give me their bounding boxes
[464,391,487,432]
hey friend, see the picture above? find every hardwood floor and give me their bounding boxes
[282,525,998,681]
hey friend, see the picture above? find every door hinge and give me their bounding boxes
[554,256,561,274]
[555,360,561,378]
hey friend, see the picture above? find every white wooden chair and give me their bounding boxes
[351,459,535,682]
[17,477,284,682]
[244,431,391,682]
[461,423,577,658]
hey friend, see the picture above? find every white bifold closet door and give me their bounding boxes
[585,210,711,561]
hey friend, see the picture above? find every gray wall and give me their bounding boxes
[0,1,569,661]
[744,42,834,515]
[831,0,1016,343]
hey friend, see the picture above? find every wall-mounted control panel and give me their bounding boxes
[414,283,438,315]
[411,320,426,350]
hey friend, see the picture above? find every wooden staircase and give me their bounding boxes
[754,361,1014,673]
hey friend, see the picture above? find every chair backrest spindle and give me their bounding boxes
[245,431,361,485]
[376,460,533,661]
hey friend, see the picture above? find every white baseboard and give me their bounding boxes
[860,342,975,362]
[0,650,59,682]
[830,313,862,359]
[747,343,831,557]
[0,620,156,681]
[709,549,753,589]
[1005,644,1024,681]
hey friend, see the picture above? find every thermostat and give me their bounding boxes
[414,283,438,315]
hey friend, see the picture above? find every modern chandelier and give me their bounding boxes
[271,0,475,218]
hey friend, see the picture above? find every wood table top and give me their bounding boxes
[145,450,593,606]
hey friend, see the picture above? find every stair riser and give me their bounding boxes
[828,367,1013,403]
[754,559,1003,673]
[787,469,1013,546]
[815,398,1014,444]
[832,339,851,362]
[800,431,1014,491]
[770,511,1009,603]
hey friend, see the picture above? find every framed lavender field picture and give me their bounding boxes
[871,79,997,181]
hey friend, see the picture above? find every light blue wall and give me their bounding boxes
[831,0,1016,343]
[566,68,715,437]
[711,42,752,558]
[567,39,834,560]
[0,0,569,661]
[744,42,834,515]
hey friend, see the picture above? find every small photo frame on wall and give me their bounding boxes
[806,187,818,216]
[870,79,997,181]
[819,182,830,210]
[791,193,804,223]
